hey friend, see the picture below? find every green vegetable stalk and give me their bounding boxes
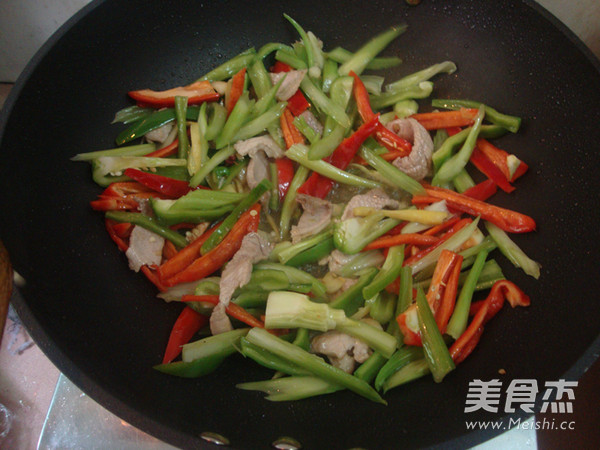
[154,328,250,378]
[362,245,405,300]
[174,96,190,159]
[105,211,188,248]
[446,249,490,340]
[338,24,407,76]
[485,221,541,279]
[265,291,397,358]
[333,212,399,254]
[201,178,272,254]
[359,145,426,195]
[415,288,455,383]
[431,99,521,133]
[237,376,342,402]
[287,144,381,190]
[198,48,257,82]
[245,327,386,404]
[329,268,378,317]
[432,106,485,186]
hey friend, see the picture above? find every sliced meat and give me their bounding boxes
[125,225,165,272]
[145,122,176,146]
[211,81,228,96]
[310,330,372,373]
[185,222,210,243]
[325,249,355,276]
[219,232,273,306]
[290,194,333,244]
[245,150,270,191]
[299,110,323,137]
[209,302,233,335]
[234,135,285,159]
[340,188,400,220]
[386,117,434,180]
[269,69,307,101]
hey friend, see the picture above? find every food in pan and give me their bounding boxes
[73,15,539,404]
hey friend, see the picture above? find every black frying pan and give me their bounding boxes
[1,0,599,448]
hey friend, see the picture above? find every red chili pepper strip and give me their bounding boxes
[356,150,407,165]
[411,195,444,206]
[105,218,130,252]
[105,218,170,291]
[410,108,479,130]
[280,108,305,149]
[470,147,516,193]
[124,168,193,198]
[162,240,178,260]
[146,139,179,158]
[181,295,265,329]
[297,172,333,199]
[349,71,412,155]
[297,113,380,199]
[382,222,407,236]
[162,205,261,286]
[271,61,293,73]
[128,80,220,108]
[403,218,472,267]
[397,250,463,346]
[90,196,139,211]
[351,70,376,122]
[421,216,462,237]
[331,113,380,165]
[162,306,208,364]
[423,185,536,233]
[396,313,422,346]
[92,181,171,211]
[434,254,463,334]
[226,68,247,115]
[112,222,133,239]
[450,280,530,364]
[477,139,529,182]
[363,233,440,251]
[452,327,484,365]
[141,265,169,292]
[102,181,155,198]
[462,179,498,202]
[373,125,413,154]
[156,221,222,281]
[275,157,294,201]
[445,126,463,137]
[469,279,531,319]
[286,90,311,116]
[426,250,462,315]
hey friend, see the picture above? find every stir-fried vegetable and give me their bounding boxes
[74,14,538,405]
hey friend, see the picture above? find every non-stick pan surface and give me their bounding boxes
[1,0,599,448]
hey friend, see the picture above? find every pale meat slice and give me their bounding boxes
[340,188,400,221]
[218,232,273,306]
[325,249,355,276]
[310,331,371,373]
[386,117,434,181]
[269,69,307,101]
[299,110,323,137]
[246,150,270,190]
[234,135,284,159]
[290,194,333,244]
[125,225,165,272]
[145,122,176,146]
[209,303,233,335]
